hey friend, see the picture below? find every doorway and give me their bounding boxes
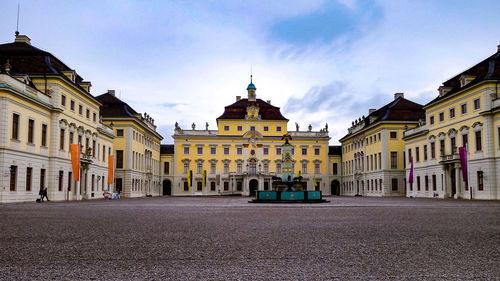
[249,179,258,196]
[331,180,340,196]
[450,168,456,198]
[163,180,172,196]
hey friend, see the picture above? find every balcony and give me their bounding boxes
[440,153,460,164]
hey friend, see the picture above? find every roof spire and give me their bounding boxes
[15,4,20,37]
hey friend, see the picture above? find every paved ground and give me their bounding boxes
[0,196,499,280]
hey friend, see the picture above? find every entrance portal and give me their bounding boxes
[249,179,258,196]
[163,180,172,196]
[330,180,340,195]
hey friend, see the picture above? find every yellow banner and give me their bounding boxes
[202,170,206,187]
[108,155,114,184]
[187,170,192,187]
[70,144,80,181]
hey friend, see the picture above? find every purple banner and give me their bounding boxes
[408,157,414,183]
[459,146,468,182]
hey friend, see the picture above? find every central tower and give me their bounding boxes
[247,75,256,101]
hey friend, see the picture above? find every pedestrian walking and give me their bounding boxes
[42,188,49,202]
[39,188,44,202]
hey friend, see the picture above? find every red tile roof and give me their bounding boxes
[217,98,288,121]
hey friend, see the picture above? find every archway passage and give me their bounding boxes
[331,180,340,196]
[249,179,258,196]
[163,180,172,196]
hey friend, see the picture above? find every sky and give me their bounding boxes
[1,0,500,144]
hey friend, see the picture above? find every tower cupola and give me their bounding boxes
[247,75,256,101]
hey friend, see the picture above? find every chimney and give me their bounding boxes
[394,92,404,100]
[369,108,376,115]
[267,100,271,104]
[108,90,116,96]
[14,34,31,45]
[236,96,241,101]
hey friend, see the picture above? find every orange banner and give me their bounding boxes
[108,155,114,184]
[70,144,80,181]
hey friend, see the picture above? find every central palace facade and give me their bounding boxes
[0,34,499,202]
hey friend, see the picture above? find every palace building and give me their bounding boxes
[403,45,500,200]
[96,91,163,197]
[168,77,333,196]
[0,34,115,202]
[339,93,425,197]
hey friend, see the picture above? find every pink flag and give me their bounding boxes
[408,157,414,183]
[459,146,468,182]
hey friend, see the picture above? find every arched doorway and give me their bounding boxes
[249,179,258,196]
[162,180,171,196]
[331,180,340,196]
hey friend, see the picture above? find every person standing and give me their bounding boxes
[42,187,49,202]
[39,188,44,202]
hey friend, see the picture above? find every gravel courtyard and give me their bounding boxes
[0,196,499,280]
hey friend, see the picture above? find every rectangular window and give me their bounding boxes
[314,163,320,174]
[475,131,482,151]
[184,181,189,191]
[12,113,19,140]
[224,181,229,191]
[59,170,64,192]
[408,149,412,163]
[41,124,47,146]
[333,163,338,175]
[276,163,282,174]
[461,103,467,114]
[276,147,281,155]
[61,95,66,106]
[103,145,106,161]
[210,162,216,174]
[26,167,32,192]
[440,139,445,156]
[451,137,456,154]
[68,172,72,191]
[223,147,229,155]
[314,148,320,155]
[236,181,242,191]
[301,147,307,155]
[9,166,17,191]
[164,162,170,174]
[223,163,229,174]
[250,126,255,131]
[498,127,500,148]
[301,162,307,174]
[417,176,421,191]
[86,109,90,119]
[439,112,444,122]
[79,104,83,115]
[477,171,484,191]
[210,182,216,191]
[237,126,242,131]
[236,147,242,155]
[60,129,65,150]
[224,125,229,131]
[473,98,480,110]
[210,147,216,155]
[430,116,434,125]
[40,169,46,190]
[425,175,429,191]
[183,162,189,173]
[197,182,202,191]
[116,150,124,169]
[416,147,420,162]
[92,140,96,157]
[392,178,398,191]
[264,181,269,190]
[93,112,96,122]
[116,129,124,137]
[263,163,269,173]
[390,152,398,169]
[390,131,397,139]
[432,174,437,191]
[263,126,269,132]
[449,108,455,119]
[70,100,75,111]
[197,146,203,155]
[27,119,34,143]
[431,142,436,159]
[184,146,189,154]
[263,147,269,155]
[423,145,428,161]
[276,126,282,132]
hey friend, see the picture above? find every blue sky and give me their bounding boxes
[1,0,500,144]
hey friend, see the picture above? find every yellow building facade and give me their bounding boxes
[169,78,332,196]
[0,35,115,202]
[404,45,500,200]
[96,91,163,197]
[339,93,425,196]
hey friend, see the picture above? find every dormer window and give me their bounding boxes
[438,86,452,97]
[459,75,475,87]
